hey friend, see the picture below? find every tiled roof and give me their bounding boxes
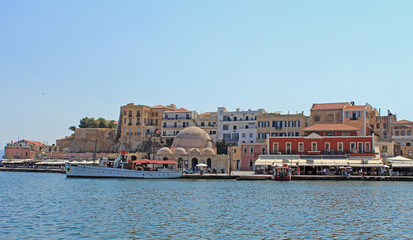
[396,120,413,124]
[344,105,367,110]
[199,112,211,117]
[174,108,190,112]
[151,105,166,109]
[311,102,349,110]
[303,124,358,132]
[25,140,46,146]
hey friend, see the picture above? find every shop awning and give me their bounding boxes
[132,159,151,164]
[255,159,279,166]
[150,160,177,165]
[391,162,413,168]
[348,159,384,168]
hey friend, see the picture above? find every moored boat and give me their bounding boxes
[271,164,292,181]
[65,151,182,179]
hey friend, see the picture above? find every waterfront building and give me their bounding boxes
[310,102,349,125]
[239,142,267,171]
[343,103,379,136]
[195,112,218,142]
[217,107,265,146]
[257,112,309,142]
[4,140,45,159]
[115,103,176,151]
[116,103,175,140]
[161,108,198,139]
[255,124,381,172]
[229,146,241,171]
[268,124,374,155]
[375,110,397,142]
[392,120,413,158]
[155,127,228,171]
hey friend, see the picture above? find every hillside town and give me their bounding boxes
[2,101,413,175]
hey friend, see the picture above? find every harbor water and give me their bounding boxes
[1,172,412,239]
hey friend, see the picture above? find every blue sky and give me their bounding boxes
[1,0,413,148]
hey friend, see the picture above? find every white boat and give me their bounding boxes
[65,151,182,179]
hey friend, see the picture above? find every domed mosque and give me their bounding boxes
[155,127,228,171]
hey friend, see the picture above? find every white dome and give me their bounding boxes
[173,147,187,155]
[201,148,215,155]
[157,147,172,155]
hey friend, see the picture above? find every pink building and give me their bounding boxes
[240,143,267,170]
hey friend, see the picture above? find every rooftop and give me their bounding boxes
[344,105,367,110]
[303,124,358,132]
[311,102,349,111]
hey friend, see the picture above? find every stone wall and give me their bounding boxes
[68,128,118,153]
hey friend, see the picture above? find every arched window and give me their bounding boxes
[207,158,212,168]
[163,157,168,160]
[191,158,198,168]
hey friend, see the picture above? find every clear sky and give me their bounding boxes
[1,0,413,148]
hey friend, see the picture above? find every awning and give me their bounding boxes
[255,159,279,166]
[35,161,65,165]
[391,162,413,168]
[132,159,151,164]
[348,159,384,168]
[298,159,348,167]
[150,160,177,165]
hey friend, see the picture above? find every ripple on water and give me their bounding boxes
[1,173,413,239]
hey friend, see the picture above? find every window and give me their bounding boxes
[295,132,299,136]
[242,133,246,138]
[298,143,304,152]
[383,123,387,129]
[262,147,266,154]
[286,143,291,154]
[311,142,317,151]
[243,147,247,153]
[365,142,371,152]
[401,130,406,136]
[258,121,263,127]
[358,142,363,153]
[407,143,411,147]
[249,133,253,138]
[233,126,237,130]
[250,147,253,154]
[314,115,320,122]
[350,142,356,153]
[396,131,400,136]
[273,143,279,153]
[265,121,269,127]
[249,159,254,168]
[383,132,387,138]
[325,142,330,152]
[345,112,349,118]
[408,130,412,136]
[223,125,229,130]
[326,114,333,121]
[201,122,205,126]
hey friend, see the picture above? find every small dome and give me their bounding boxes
[173,147,187,155]
[188,148,200,154]
[157,147,172,155]
[201,148,215,155]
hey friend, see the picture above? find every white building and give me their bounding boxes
[217,107,265,146]
[161,108,198,139]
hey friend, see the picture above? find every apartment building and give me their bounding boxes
[217,107,265,146]
[257,112,309,142]
[116,103,175,141]
[161,108,198,139]
[196,112,218,141]
[392,120,413,158]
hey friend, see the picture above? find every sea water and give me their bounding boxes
[0,172,412,239]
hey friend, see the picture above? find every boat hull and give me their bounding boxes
[65,163,182,179]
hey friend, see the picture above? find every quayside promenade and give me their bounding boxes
[1,167,413,181]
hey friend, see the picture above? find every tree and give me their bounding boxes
[74,117,117,129]
[216,139,236,154]
[68,126,76,132]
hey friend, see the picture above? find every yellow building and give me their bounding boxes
[257,112,309,142]
[196,112,218,141]
[343,103,378,136]
[116,103,176,151]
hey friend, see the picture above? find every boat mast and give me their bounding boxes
[93,138,97,165]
